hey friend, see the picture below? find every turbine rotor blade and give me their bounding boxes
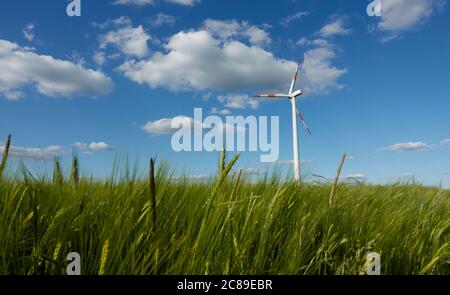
[296,106,312,135]
[253,93,290,98]
[289,60,301,95]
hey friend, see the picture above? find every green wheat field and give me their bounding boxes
[1,135,450,275]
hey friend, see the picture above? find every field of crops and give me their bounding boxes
[1,139,450,275]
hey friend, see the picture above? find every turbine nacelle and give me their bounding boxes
[289,89,302,98]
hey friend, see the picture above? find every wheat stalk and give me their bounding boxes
[0,134,12,180]
[99,239,110,275]
[329,153,347,206]
[219,145,226,175]
[53,158,64,185]
[229,169,242,202]
[210,151,240,202]
[149,158,157,233]
[71,152,79,185]
[53,241,62,261]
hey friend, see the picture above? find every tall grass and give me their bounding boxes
[0,151,449,275]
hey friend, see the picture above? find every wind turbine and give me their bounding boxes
[253,60,311,181]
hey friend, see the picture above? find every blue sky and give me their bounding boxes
[1,0,450,186]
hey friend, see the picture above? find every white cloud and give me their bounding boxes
[379,141,432,152]
[142,115,245,136]
[244,26,272,47]
[73,141,113,153]
[118,29,346,95]
[297,37,308,46]
[344,173,367,181]
[99,24,150,58]
[0,140,113,160]
[210,107,232,116]
[203,19,242,40]
[293,18,350,94]
[217,94,259,109]
[311,39,332,47]
[93,16,132,30]
[112,0,155,6]
[118,30,288,91]
[23,23,35,42]
[142,116,192,135]
[378,0,441,32]
[89,142,112,151]
[166,0,200,6]
[93,51,106,66]
[281,11,310,27]
[300,47,347,94]
[0,144,64,160]
[149,13,177,27]
[202,92,213,100]
[0,39,113,100]
[203,19,271,46]
[319,18,351,37]
[441,139,450,146]
[113,0,200,6]
[297,37,333,48]
[173,174,210,180]
[379,35,398,43]
[73,142,88,149]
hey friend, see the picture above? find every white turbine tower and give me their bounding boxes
[253,60,311,181]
